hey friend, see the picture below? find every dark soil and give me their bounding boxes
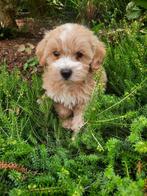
[0,18,60,70]
[0,38,38,70]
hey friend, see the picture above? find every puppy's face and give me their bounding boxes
[36,23,105,83]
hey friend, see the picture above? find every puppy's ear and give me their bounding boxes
[36,36,48,66]
[92,41,106,71]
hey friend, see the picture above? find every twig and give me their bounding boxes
[0,161,28,173]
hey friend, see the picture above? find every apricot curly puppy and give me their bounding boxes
[36,23,107,132]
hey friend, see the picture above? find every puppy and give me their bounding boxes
[36,23,106,132]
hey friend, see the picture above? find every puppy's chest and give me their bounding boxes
[45,83,93,109]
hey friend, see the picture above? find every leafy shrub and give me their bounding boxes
[102,21,147,99]
[62,0,130,24]
[0,21,146,195]
[126,0,147,20]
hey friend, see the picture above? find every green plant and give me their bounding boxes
[23,57,38,70]
[0,20,147,195]
[126,0,147,20]
[134,0,147,9]
[65,0,130,25]
[102,21,147,98]
[126,1,142,20]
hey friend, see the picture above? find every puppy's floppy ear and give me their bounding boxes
[91,40,106,71]
[36,37,47,66]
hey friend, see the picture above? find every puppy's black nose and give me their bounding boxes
[60,69,72,80]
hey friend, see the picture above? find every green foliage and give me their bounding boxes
[126,2,142,20]
[134,0,147,9]
[126,1,147,20]
[0,21,146,195]
[23,57,39,70]
[103,21,147,98]
[13,0,132,26]
[62,0,130,24]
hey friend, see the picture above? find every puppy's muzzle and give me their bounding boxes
[60,68,72,80]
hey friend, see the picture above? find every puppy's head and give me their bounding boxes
[36,23,106,82]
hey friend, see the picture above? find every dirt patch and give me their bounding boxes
[0,18,60,70]
[0,38,39,70]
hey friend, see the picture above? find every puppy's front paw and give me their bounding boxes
[62,118,72,129]
[71,118,84,132]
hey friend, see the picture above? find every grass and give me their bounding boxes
[0,21,147,195]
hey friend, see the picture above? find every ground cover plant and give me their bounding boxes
[0,19,146,195]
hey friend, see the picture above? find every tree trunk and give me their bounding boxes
[0,0,17,28]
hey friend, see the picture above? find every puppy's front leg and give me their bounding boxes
[71,104,85,132]
[54,103,72,119]
[54,103,73,129]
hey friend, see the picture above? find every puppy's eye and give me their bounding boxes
[53,51,60,57]
[76,51,83,59]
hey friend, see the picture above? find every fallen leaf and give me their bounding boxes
[26,43,35,49]
[25,47,32,55]
[17,44,26,52]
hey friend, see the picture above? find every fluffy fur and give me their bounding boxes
[36,23,107,132]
